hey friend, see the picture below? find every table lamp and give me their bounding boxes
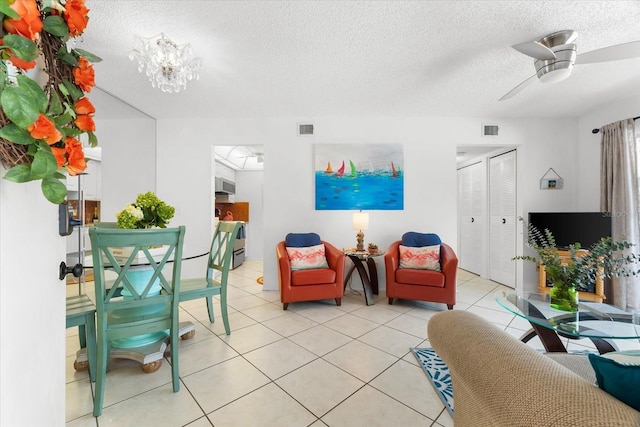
[352,211,369,251]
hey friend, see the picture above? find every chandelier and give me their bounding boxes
[129,33,202,93]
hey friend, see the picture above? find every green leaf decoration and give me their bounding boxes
[2,163,32,182]
[58,49,77,67]
[17,75,48,112]
[0,1,20,19]
[26,143,38,156]
[43,15,69,38]
[0,123,36,144]
[48,90,63,115]
[0,85,40,128]
[41,176,67,204]
[88,131,98,147]
[3,34,38,61]
[31,149,58,179]
[54,111,73,127]
[74,49,102,63]
[58,81,70,97]
[62,79,83,102]
[0,69,6,93]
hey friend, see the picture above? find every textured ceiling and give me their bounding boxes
[81,1,640,121]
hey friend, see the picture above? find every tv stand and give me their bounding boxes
[538,249,605,303]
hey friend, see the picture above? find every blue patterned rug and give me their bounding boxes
[412,348,454,417]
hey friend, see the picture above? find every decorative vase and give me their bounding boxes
[550,282,579,312]
[111,265,168,348]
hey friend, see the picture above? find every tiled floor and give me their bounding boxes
[65,260,635,426]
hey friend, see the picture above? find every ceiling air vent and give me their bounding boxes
[298,123,314,136]
[482,124,499,137]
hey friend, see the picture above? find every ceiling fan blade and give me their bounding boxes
[512,41,557,60]
[576,40,640,64]
[499,75,538,101]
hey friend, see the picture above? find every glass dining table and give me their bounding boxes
[496,290,640,354]
[70,250,208,373]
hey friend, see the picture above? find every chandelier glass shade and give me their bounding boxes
[129,33,202,93]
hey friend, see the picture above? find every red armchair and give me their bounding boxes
[384,233,458,309]
[276,233,345,310]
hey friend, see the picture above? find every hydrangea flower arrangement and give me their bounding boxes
[116,192,175,229]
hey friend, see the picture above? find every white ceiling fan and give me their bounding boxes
[237,147,264,163]
[500,30,640,101]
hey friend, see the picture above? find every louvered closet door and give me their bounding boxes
[458,162,483,274]
[489,151,517,287]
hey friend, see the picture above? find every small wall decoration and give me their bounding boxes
[540,167,564,190]
[314,144,404,210]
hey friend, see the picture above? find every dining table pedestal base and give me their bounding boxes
[73,321,195,374]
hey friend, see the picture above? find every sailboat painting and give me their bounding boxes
[314,143,404,210]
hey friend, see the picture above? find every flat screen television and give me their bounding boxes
[527,212,612,250]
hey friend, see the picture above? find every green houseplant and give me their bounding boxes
[514,223,640,312]
[116,192,175,229]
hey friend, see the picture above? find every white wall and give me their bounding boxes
[152,115,593,292]
[235,170,264,259]
[96,93,640,293]
[0,178,66,426]
[156,119,213,279]
[453,118,581,291]
[98,117,156,221]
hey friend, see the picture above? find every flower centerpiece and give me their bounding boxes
[116,192,175,229]
[0,0,101,204]
[514,223,640,312]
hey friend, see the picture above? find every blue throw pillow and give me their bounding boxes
[401,232,441,247]
[285,233,322,248]
[588,350,640,411]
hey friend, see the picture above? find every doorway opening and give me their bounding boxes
[212,145,265,262]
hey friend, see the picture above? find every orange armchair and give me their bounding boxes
[384,232,458,309]
[276,233,345,310]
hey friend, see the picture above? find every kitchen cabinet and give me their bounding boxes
[215,201,249,222]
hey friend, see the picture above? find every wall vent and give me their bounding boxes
[482,124,499,137]
[298,123,314,136]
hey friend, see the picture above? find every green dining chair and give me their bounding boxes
[179,221,242,335]
[66,294,96,382]
[88,226,186,417]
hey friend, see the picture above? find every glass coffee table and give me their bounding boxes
[496,291,640,354]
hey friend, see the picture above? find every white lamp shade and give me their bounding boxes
[352,212,369,230]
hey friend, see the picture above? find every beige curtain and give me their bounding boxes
[600,118,640,309]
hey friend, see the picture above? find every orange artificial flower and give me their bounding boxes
[73,56,95,92]
[65,137,87,175]
[27,114,62,145]
[0,39,36,69]
[51,146,66,168]
[7,53,36,70]
[3,0,43,41]
[74,97,95,115]
[63,0,89,37]
[74,114,95,131]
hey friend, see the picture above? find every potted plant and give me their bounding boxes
[112,191,175,261]
[514,223,640,312]
[116,191,175,230]
[368,242,379,254]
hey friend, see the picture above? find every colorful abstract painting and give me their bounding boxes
[314,144,404,210]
